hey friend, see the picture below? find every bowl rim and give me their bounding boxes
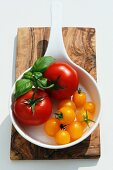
[9,67,101,149]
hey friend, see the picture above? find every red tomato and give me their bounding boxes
[13,89,52,126]
[44,62,78,100]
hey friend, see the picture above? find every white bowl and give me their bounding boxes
[9,65,101,149]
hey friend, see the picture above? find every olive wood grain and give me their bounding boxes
[10,27,100,160]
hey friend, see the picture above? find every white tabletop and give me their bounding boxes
[0,0,113,169]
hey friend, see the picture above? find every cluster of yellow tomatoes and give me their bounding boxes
[44,88,95,145]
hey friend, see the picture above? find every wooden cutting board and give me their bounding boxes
[10,27,100,160]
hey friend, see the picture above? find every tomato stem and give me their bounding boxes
[78,88,82,94]
[49,76,64,90]
[37,79,54,89]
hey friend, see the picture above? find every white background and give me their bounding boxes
[0,0,113,169]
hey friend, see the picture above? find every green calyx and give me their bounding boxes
[25,96,45,113]
[82,110,95,127]
[55,112,63,120]
[24,89,46,113]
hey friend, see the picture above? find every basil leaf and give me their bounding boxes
[15,79,32,98]
[36,79,43,88]
[34,72,42,79]
[32,56,55,73]
[22,71,33,80]
[39,78,47,87]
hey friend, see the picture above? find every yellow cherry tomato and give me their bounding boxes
[84,102,95,113]
[67,122,83,140]
[55,130,70,145]
[73,89,86,108]
[58,99,76,111]
[76,110,94,127]
[44,118,60,137]
[58,106,76,124]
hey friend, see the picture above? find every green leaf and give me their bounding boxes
[36,79,43,88]
[32,56,55,73]
[22,71,33,80]
[39,78,47,87]
[34,72,43,79]
[15,79,32,98]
